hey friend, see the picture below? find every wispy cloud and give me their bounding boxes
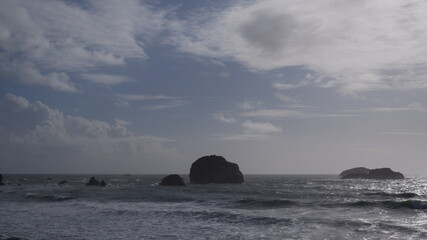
[381,131,427,136]
[242,120,282,134]
[219,120,282,141]
[241,109,306,119]
[115,94,188,110]
[82,74,129,85]
[139,100,189,110]
[274,93,297,103]
[116,94,180,101]
[241,108,352,120]
[273,80,310,90]
[345,103,426,113]
[235,100,262,110]
[221,134,268,141]
[213,113,237,123]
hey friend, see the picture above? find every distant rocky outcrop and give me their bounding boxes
[341,167,404,180]
[189,155,244,184]
[85,177,107,186]
[0,174,4,186]
[339,167,370,178]
[159,174,186,186]
[368,168,404,179]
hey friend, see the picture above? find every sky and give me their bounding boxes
[1,0,427,174]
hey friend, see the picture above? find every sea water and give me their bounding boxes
[1,174,427,239]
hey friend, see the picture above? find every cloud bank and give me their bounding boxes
[177,0,427,93]
[0,94,184,173]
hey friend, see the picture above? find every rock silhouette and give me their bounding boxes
[159,174,186,186]
[341,167,404,180]
[57,180,68,185]
[0,174,4,186]
[189,155,244,184]
[85,177,107,186]
[339,167,370,178]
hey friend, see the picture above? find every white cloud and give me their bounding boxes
[213,113,237,123]
[218,120,281,141]
[242,120,282,134]
[221,134,268,141]
[241,109,306,119]
[273,80,310,90]
[139,100,189,110]
[0,94,184,173]
[274,93,297,103]
[116,94,179,101]
[241,108,351,119]
[115,94,189,110]
[235,100,262,110]
[345,103,426,113]
[0,0,170,91]
[176,0,427,93]
[210,59,226,67]
[81,74,129,85]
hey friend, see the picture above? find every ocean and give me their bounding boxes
[1,174,426,239]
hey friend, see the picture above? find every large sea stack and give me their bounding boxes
[189,155,244,184]
[0,174,4,186]
[340,167,404,180]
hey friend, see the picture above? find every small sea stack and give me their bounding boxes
[159,174,186,186]
[0,174,4,186]
[85,177,107,186]
[189,155,244,184]
[57,180,68,185]
[340,167,404,180]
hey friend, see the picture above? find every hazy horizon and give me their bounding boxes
[1,0,427,175]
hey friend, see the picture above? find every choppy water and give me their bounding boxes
[1,174,427,239]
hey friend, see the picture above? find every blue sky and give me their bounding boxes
[1,0,427,174]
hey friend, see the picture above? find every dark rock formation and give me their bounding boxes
[0,234,22,240]
[339,167,370,178]
[85,177,106,186]
[159,174,186,186]
[0,174,4,186]
[341,167,404,180]
[57,180,68,185]
[189,155,244,184]
[368,168,404,180]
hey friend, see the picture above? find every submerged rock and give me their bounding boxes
[159,174,185,186]
[0,234,22,240]
[341,167,404,180]
[189,155,244,184]
[57,180,68,185]
[85,177,106,186]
